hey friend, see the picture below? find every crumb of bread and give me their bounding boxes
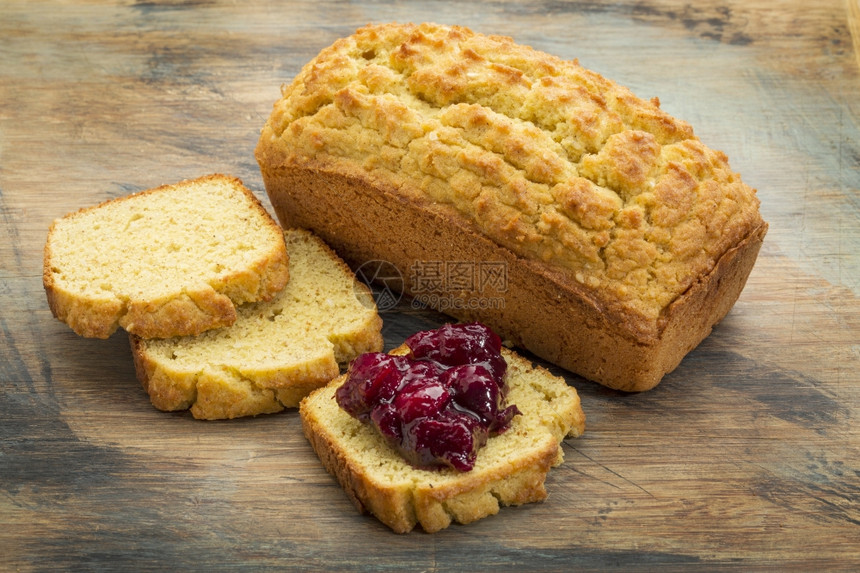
[44,174,289,339]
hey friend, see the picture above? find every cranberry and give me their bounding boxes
[445,364,499,423]
[336,322,520,472]
[406,322,506,374]
[393,377,451,424]
[406,412,484,472]
[369,403,403,443]
[335,353,407,421]
[446,364,521,432]
[399,359,445,385]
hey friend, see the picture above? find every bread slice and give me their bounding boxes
[130,228,383,420]
[300,345,585,533]
[44,174,289,339]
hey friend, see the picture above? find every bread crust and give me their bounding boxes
[300,348,585,533]
[259,165,766,391]
[43,174,289,339]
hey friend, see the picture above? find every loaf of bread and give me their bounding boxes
[256,23,768,391]
[131,228,383,420]
[300,344,585,533]
[44,174,290,339]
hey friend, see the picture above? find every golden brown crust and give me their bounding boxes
[256,23,767,391]
[44,174,289,339]
[260,165,765,391]
[300,348,585,533]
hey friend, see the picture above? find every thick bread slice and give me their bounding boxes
[300,346,585,533]
[44,174,289,339]
[130,228,383,420]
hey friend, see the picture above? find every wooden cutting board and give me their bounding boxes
[2,0,858,569]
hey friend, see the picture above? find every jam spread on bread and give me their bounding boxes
[336,323,520,471]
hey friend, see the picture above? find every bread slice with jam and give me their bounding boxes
[300,344,585,533]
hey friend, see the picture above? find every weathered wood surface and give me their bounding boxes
[2,1,858,570]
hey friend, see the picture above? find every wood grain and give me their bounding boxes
[2,0,858,570]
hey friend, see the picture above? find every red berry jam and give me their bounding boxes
[335,322,520,471]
